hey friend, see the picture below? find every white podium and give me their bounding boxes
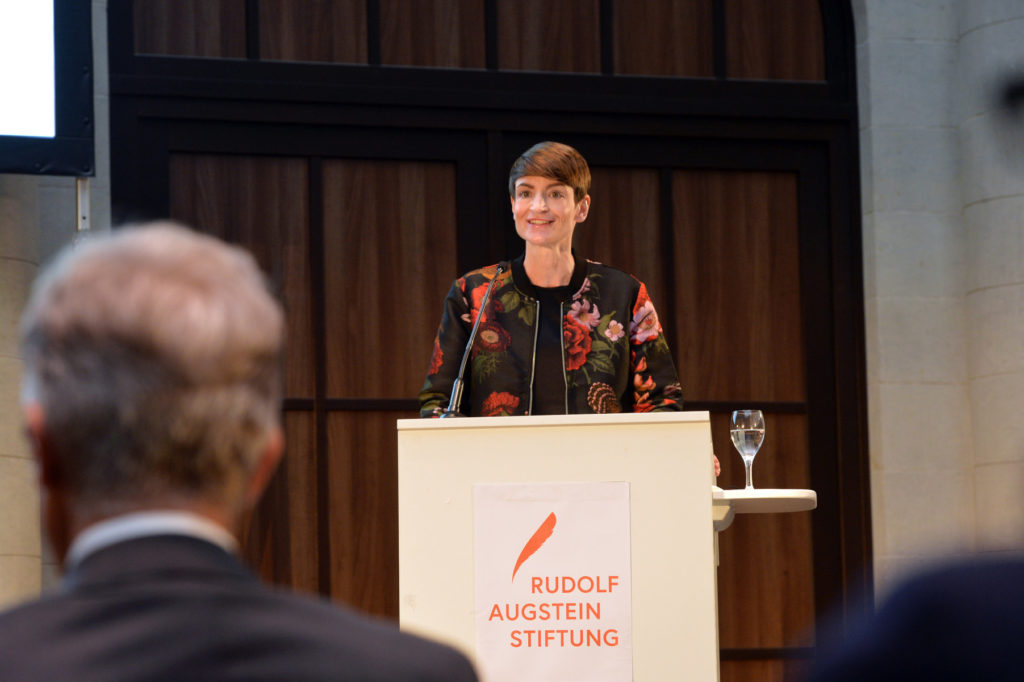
[397,412,719,681]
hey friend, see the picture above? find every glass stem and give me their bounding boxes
[744,461,754,490]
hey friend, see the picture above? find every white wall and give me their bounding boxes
[856,0,1024,596]
[960,2,1024,551]
[0,0,110,607]
[0,176,43,607]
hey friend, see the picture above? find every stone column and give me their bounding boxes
[0,176,42,607]
[959,2,1024,551]
[854,0,974,592]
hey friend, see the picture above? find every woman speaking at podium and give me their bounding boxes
[419,141,683,419]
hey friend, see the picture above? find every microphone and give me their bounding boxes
[441,261,508,418]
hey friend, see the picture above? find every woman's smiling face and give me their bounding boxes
[511,175,589,250]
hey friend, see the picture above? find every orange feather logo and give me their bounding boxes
[512,512,557,582]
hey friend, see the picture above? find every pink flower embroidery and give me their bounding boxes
[604,320,625,341]
[629,286,662,344]
[571,277,592,301]
[568,299,601,329]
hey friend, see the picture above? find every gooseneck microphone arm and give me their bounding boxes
[441,261,507,418]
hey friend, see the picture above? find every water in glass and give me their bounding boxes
[730,410,765,490]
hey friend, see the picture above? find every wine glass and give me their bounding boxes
[730,410,765,490]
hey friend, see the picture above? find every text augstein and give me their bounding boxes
[488,601,601,621]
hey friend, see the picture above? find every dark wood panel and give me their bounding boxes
[240,412,320,594]
[326,410,415,618]
[322,160,458,399]
[168,154,316,399]
[133,0,246,57]
[720,658,811,682]
[380,0,485,68]
[574,166,669,308]
[612,0,713,77]
[713,412,816,649]
[726,0,825,81]
[497,0,601,73]
[674,169,806,403]
[259,0,367,64]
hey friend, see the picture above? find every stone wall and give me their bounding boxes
[856,0,1024,595]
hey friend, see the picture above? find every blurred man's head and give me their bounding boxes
[19,222,285,560]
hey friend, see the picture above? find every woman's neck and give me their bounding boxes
[524,245,574,287]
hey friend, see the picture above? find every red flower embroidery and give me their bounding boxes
[563,317,593,371]
[477,322,511,352]
[466,270,505,325]
[428,337,443,375]
[633,394,655,413]
[634,373,656,391]
[482,391,520,416]
[468,282,491,325]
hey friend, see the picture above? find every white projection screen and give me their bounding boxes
[0,0,56,138]
[0,0,93,175]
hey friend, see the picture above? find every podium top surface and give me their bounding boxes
[712,487,817,514]
[397,411,711,431]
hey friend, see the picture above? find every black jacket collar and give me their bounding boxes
[62,534,252,593]
[511,248,588,300]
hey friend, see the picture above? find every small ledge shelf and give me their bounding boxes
[711,487,817,531]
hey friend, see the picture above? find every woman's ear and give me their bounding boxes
[576,195,591,223]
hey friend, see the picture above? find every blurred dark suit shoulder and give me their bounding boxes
[807,556,1024,682]
[0,535,477,682]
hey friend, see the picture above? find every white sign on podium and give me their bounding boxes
[474,481,634,682]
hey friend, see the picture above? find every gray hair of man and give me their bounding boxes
[19,222,285,524]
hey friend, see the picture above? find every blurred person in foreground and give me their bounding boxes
[805,555,1024,681]
[0,223,477,681]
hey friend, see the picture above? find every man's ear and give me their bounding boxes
[246,427,284,506]
[23,403,59,487]
[24,402,75,566]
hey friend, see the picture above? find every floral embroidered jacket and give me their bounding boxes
[419,252,683,417]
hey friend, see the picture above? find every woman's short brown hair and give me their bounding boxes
[508,141,591,203]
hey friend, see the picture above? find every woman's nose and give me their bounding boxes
[531,194,547,210]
